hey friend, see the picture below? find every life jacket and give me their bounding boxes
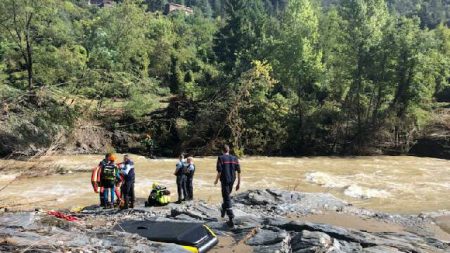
[146,185,171,206]
[103,163,117,182]
[156,192,170,205]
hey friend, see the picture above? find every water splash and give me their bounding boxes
[305,171,391,199]
[343,184,391,199]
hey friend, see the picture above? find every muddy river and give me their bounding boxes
[0,155,449,214]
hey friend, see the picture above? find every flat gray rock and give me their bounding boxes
[0,189,449,253]
[0,212,35,228]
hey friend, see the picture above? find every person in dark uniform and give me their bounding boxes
[97,153,111,206]
[120,154,135,209]
[174,154,188,203]
[185,157,195,200]
[214,145,241,227]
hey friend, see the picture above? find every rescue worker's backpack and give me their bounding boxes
[103,164,116,182]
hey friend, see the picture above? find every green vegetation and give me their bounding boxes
[0,0,449,156]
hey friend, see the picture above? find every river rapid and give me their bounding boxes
[0,155,449,214]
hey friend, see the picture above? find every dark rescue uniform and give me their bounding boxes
[121,160,135,208]
[216,154,241,219]
[175,161,188,201]
[98,159,108,206]
[186,164,195,200]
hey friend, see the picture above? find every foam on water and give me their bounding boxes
[305,171,350,188]
[343,184,391,199]
[2,155,450,213]
[305,171,391,199]
[0,174,18,182]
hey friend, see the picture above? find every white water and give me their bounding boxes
[1,155,450,214]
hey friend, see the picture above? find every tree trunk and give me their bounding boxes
[25,12,34,92]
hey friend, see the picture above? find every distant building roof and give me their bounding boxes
[164,3,193,15]
[88,0,113,7]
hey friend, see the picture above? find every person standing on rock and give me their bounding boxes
[174,154,188,203]
[120,155,135,209]
[95,153,111,207]
[185,156,195,201]
[214,145,241,227]
[100,154,119,208]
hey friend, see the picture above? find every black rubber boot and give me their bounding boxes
[227,218,234,228]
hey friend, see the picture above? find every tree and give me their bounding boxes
[213,0,269,74]
[146,0,168,12]
[0,0,56,91]
[433,23,450,99]
[336,0,389,149]
[271,0,324,152]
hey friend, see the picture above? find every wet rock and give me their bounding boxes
[336,240,364,252]
[264,218,449,253]
[252,241,290,253]
[362,245,403,253]
[291,230,334,252]
[39,215,77,230]
[0,212,35,228]
[247,227,291,253]
[246,227,288,246]
[235,189,349,216]
[1,189,449,253]
[170,204,218,221]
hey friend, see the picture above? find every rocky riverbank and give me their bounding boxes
[1,189,449,253]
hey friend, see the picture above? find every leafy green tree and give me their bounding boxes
[433,24,450,99]
[146,0,168,12]
[336,0,389,149]
[213,0,269,74]
[270,0,324,152]
[0,0,57,91]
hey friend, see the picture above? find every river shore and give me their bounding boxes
[2,155,450,214]
[1,189,449,252]
[1,155,450,252]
